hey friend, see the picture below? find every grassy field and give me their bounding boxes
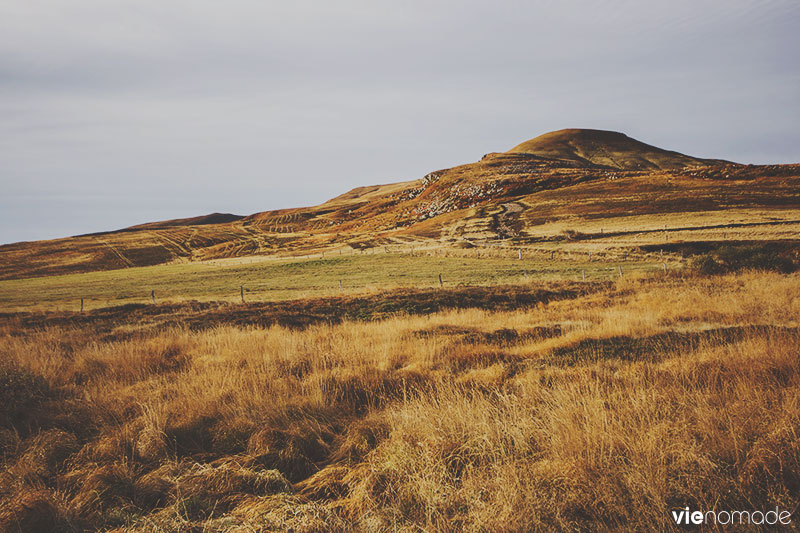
[0,250,668,312]
[1,269,799,531]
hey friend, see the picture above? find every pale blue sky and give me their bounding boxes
[1,0,799,243]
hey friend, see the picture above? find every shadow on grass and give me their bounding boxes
[0,283,605,338]
[542,325,800,366]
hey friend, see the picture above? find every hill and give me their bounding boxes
[0,129,798,281]
[507,128,731,169]
[121,212,244,231]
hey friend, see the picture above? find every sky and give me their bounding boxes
[1,0,799,244]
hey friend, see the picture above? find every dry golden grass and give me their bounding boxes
[1,270,799,531]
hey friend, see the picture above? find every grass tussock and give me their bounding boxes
[0,271,798,531]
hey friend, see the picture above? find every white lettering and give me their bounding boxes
[671,506,791,526]
[765,508,779,525]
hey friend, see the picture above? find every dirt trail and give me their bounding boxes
[495,202,524,239]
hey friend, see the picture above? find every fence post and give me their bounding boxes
[582,269,586,281]
[240,285,245,304]
[618,265,623,277]
[550,251,555,260]
[80,298,84,312]
[339,280,343,292]
[438,273,443,288]
[151,290,155,304]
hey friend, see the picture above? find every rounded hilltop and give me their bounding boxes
[508,128,731,170]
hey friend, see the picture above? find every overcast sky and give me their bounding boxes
[1,0,799,244]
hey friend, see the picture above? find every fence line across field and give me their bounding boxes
[73,258,673,312]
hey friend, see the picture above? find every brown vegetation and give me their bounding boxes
[1,270,799,531]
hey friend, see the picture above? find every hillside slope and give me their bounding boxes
[1,129,798,280]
